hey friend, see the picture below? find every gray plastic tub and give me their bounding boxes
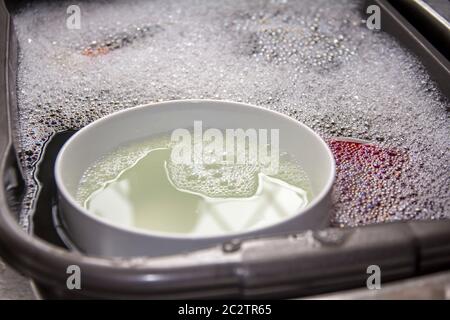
[0,0,449,299]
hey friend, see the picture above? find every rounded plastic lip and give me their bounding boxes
[55,99,336,241]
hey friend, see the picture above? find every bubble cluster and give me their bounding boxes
[329,139,412,226]
[13,0,449,229]
[80,24,163,57]
[167,162,261,198]
[228,5,359,72]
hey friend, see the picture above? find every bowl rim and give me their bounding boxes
[55,99,336,240]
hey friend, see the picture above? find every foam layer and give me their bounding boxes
[13,0,449,229]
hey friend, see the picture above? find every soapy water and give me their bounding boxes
[76,133,311,203]
[77,138,311,236]
[12,0,449,231]
[329,139,412,225]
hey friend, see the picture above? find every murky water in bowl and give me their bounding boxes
[77,134,311,236]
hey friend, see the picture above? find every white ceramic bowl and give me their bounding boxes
[55,100,335,257]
